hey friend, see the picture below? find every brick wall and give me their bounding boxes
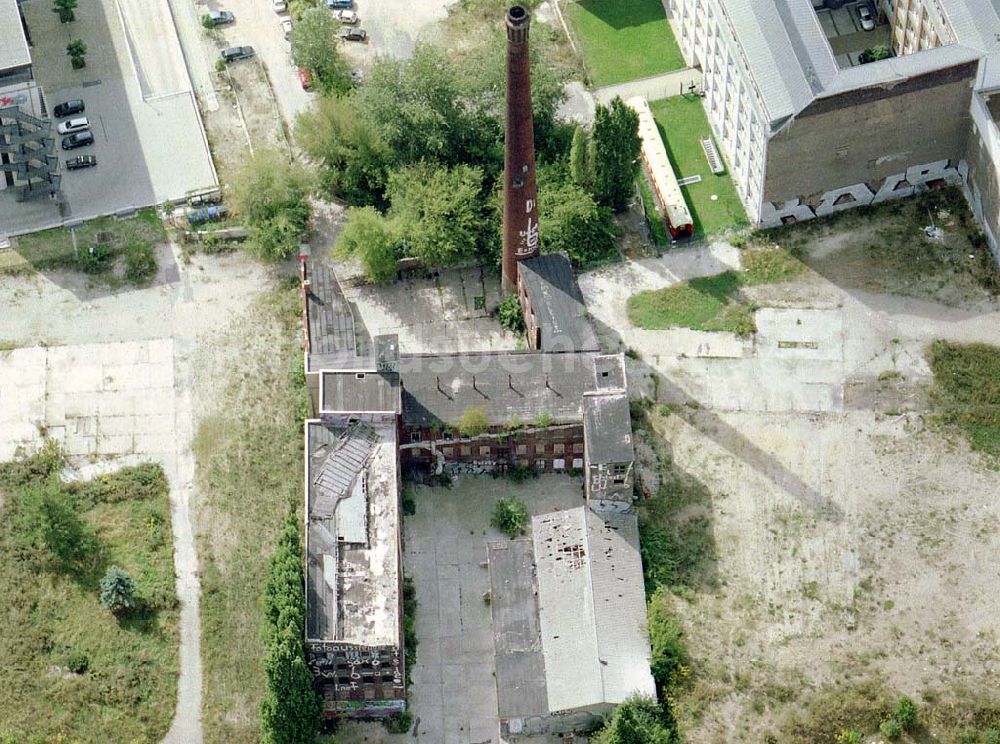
[401,423,585,472]
[763,62,976,206]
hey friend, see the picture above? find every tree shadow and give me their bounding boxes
[575,0,669,31]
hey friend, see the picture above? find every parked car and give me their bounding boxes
[57,116,89,134]
[333,8,358,23]
[53,99,84,118]
[65,155,97,170]
[61,131,94,150]
[187,205,229,225]
[857,3,875,30]
[281,18,293,39]
[327,0,352,8]
[297,67,312,90]
[220,46,255,62]
[273,0,286,13]
[338,26,366,41]
[207,10,235,26]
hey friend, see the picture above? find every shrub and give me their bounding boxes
[384,710,412,734]
[100,565,137,615]
[455,406,490,438]
[491,496,528,538]
[592,695,676,744]
[880,718,902,740]
[497,293,525,334]
[0,439,63,490]
[532,411,553,428]
[66,650,89,674]
[10,483,95,571]
[648,588,688,694]
[835,732,862,744]
[77,243,113,274]
[402,486,416,516]
[895,695,918,729]
[124,240,157,285]
[402,576,417,686]
[201,12,213,28]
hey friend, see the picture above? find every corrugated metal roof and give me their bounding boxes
[583,392,634,465]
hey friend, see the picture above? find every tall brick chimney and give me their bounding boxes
[501,4,540,294]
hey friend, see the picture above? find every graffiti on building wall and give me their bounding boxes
[760,159,967,228]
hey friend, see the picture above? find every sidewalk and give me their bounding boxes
[593,67,703,105]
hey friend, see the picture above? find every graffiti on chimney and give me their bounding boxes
[760,158,966,228]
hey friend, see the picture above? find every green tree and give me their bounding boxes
[66,39,87,69]
[290,7,351,95]
[592,96,641,213]
[295,93,391,205]
[260,513,320,744]
[593,696,676,744]
[538,178,617,266]
[262,513,305,642]
[99,565,137,615]
[231,149,313,261]
[53,0,77,23]
[357,45,468,166]
[260,622,321,744]
[387,163,484,267]
[490,496,528,538]
[455,406,490,438]
[10,483,93,571]
[569,125,593,191]
[335,207,399,283]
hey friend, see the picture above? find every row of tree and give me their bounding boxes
[259,512,321,744]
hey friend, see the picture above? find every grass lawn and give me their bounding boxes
[564,0,685,87]
[195,282,307,743]
[626,246,802,334]
[649,96,748,238]
[7,208,166,279]
[0,453,178,743]
[927,341,1000,466]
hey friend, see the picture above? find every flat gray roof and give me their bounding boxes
[398,351,599,428]
[532,507,655,713]
[487,539,548,720]
[593,354,626,392]
[305,421,400,646]
[321,370,401,413]
[518,253,599,353]
[584,392,634,465]
[0,0,31,73]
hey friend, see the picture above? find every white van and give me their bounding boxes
[57,117,90,135]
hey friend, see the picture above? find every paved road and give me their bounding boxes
[593,67,703,105]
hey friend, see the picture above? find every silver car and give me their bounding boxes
[857,3,875,31]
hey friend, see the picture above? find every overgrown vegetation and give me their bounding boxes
[927,341,1000,466]
[8,208,165,282]
[497,293,525,334]
[760,186,999,300]
[456,406,490,438]
[626,246,803,335]
[196,282,307,741]
[231,149,314,261]
[0,446,178,741]
[402,576,417,688]
[491,496,529,538]
[591,695,678,744]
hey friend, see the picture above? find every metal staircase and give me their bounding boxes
[0,105,59,201]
